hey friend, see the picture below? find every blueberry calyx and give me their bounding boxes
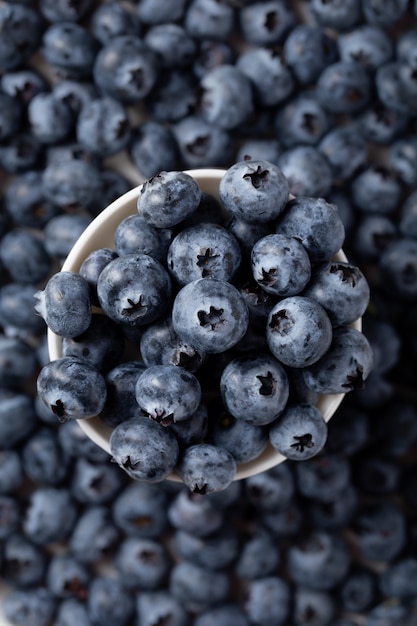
[196,248,220,277]
[342,365,365,390]
[243,165,269,189]
[51,399,66,421]
[197,306,225,330]
[256,371,275,396]
[330,263,358,287]
[269,309,291,334]
[291,433,314,453]
[121,295,147,318]
[259,267,278,287]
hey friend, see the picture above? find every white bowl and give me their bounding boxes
[48,168,361,481]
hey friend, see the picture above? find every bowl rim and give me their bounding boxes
[48,167,361,482]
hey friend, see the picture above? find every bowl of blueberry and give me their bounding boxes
[36,160,373,493]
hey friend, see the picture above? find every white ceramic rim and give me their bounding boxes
[48,168,361,482]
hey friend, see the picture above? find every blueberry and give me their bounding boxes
[110,416,179,482]
[0,91,22,141]
[379,557,417,598]
[304,260,370,326]
[184,0,236,41]
[57,420,109,464]
[379,237,417,300]
[37,356,107,422]
[171,278,249,354]
[42,159,102,211]
[34,271,91,338]
[318,124,368,181]
[308,482,358,530]
[244,462,295,511]
[23,486,77,545]
[147,69,197,124]
[27,92,74,145]
[235,530,280,580]
[1,68,47,105]
[337,25,393,70]
[69,504,119,564]
[4,171,61,229]
[389,135,417,186]
[0,496,20,540]
[243,576,290,625]
[236,138,281,165]
[362,0,409,27]
[397,28,417,69]
[167,488,223,536]
[42,22,99,79]
[167,223,241,286]
[3,533,47,588]
[112,481,169,538]
[135,365,202,426]
[0,228,51,285]
[293,587,335,626]
[358,102,408,144]
[79,247,119,307]
[239,1,295,46]
[278,145,333,198]
[169,402,208,450]
[115,536,171,590]
[317,61,371,114]
[339,568,376,613]
[0,390,37,447]
[176,443,237,494]
[136,0,188,24]
[93,35,157,103]
[275,91,331,148]
[219,159,289,224]
[76,96,131,157]
[267,296,333,368]
[269,403,327,461]
[39,0,93,22]
[99,360,146,428]
[0,450,23,494]
[283,24,338,85]
[62,313,125,373]
[90,1,142,44]
[229,220,273,262]
[353,214,398,262]
[140,317,206,372]
[351,165,402,215]
[309,0,361,30]
[144,23,196,68]
[251,233,311,297]
[136,590,189,626]
[351,501,406,563]
[169,560,230,612]
[194,604,250,626]
[399,190,417,238]
[220,353,289,426]
[303,326,373,394]
[129,122,179,179]
[46,554,90,600]
[0,4,43,72]
[3,588,57,626]
[53,599,91,626]
[0,283,46,337]
[87,575,135,626]
[173,525,239,571]
[172,114,233,169]
[294,452,351,503]
[208,404,268,463]
[275,196,345,264]
[97,253,172,327]
[138,170,202,229]
[22,426,70,486]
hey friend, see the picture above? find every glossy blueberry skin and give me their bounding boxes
[317,61,371,114]
[99,360,146,428]
[283,24,338,85]
[97,253,172,327]
[251,233,311,297]
[93,35,157,103]
[90,1,142,44]
[269,403,328,461]
[136,590,188,626]
[0,228,51,285]
[276,92,332,148]
[0,390,37,448]
[23,486,77,545]
[379,238,417,300]
[302,326,373,394]
[176,443,236,494]
[208,405,268,463]
[0,4,43,72]
[278,146,333,198]
[3,588,57,626]
[140,317,206,373]
[168,223,241,286]
[199,65,252,130]
[267,296,333,369]
[138,170,202,229]
[69,504,120,563]
[42,22,99,79]
[62,313,125,373]
[319,124,367,181]
[220,353,289,426]
[337,25,393,70]
[130,121,179,179]
[172,278,249,354]
[135,365,201,425]
[34,271,91,338]
[184,0,235,40]
[172,114,233,169]
[275,196,345,264]
[37,356,107,422]
[110,416,179,482]
[304,260,370,326]
[351,165,402,214]
[219,159,289,224]
[76,97,131,157]
[79,247,119,307]
[237,48,294,108]
[244,576,290,626]
[169,560,230,612]
[87,576,135,626]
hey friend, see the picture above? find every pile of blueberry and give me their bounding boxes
[35,161,373,492]
[1,0,417,625]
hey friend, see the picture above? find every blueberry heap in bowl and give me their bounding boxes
[36,159,373,493]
